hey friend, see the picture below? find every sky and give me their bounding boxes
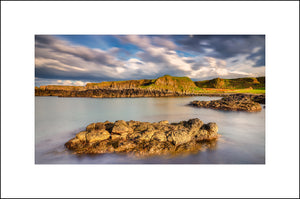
[35,35,265,87]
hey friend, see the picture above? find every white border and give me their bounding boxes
[1,1,299,198]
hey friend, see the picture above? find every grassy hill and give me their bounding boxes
[85,79,152,89]
[195,77,265,90]
[141,75,200,93]
[37,75,265,94]
[86,75,200,93]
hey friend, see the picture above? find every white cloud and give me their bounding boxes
[62,80,73,85]
[35,35,265,86]
[152,37,177,50]
[54,80,88,86]
[73,81,86,86]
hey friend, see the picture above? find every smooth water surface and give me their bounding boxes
[35,96,265,164]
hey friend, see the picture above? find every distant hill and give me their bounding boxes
[38,75,200,93]
[36,75,265,95]
[141,75,199,93]
[195,77,265,89]
[85,79,152,90]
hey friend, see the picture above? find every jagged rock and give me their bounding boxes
[111,120,130,134]
[65,119,220,156]
[190,94,262,112]
[76,131,87,141]
[251,95,265,104]
[86,129,110,143]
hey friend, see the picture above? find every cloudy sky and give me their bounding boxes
[35,35,265,87]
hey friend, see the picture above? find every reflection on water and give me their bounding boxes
[35,96,265,164]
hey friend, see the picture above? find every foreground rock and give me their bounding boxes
[65,119,219,156]
[190,94,262,112]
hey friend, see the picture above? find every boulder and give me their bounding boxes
[86,129,110,143]
[151,131,167,142]
[76,131,87,141]
[167,130,192,145]
[158,120,169,125]
[86,123,96,132]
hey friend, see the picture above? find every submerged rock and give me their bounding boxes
[189,94,262,112]
[65,119,220,156]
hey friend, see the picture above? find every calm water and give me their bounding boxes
[35,96,265,164]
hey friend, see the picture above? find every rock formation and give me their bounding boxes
[195,76,265,89]
[251,94,265,104]
[35,75,265,99]
[65,119,219,156]
[190,94,262,112]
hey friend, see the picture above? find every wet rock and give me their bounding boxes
[76,131,87,141]
[158,120,169,125]
[86,129,110,143]
[86,123,96,132]
[151,131,167,142]
[95,122,106,130]
[139,131,155,142]
[167,130,192,145]
[202,122,218,134]
[111,134,121,141]
[190,94,262,112]
[65,119,220,156]
[112,123,130,134]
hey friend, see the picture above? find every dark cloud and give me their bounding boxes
[176,35,265,67]
[35,35,127,82]
[35,35,122,67]
[35,66,121,82]
[35,35,265,86]
[246,46,265,67]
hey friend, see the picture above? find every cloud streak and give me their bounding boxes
[35,35,265,86]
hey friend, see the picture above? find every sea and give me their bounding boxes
[35,96,265,164]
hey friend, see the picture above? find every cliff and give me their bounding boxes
[35,75,266,97]
[195,77,265,89]
[38,85,86,91]
[85,79,152,90]
[35,75,201,97]
[142,75,200,93]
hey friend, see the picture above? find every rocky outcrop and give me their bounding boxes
[65,119,219,156]
[85,79,152,90]
[190,94,262,112]
[150,75,199,92]
[251,94,265,104]
[35,88,202,98]
[35,75,266,98]
[195,76,265,89]
[38,85,86,91]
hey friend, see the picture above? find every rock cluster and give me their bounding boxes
[65,119,219,156]
[190,94,262,112]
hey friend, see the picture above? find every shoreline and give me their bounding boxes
[35,88,265,99]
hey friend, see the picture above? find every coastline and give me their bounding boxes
[35,88,265,98]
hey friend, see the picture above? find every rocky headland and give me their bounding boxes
[189,94,263,112]
[35,75,202,98]
[35,88,203,98]
[35,75,266,98]
[65,118,219,156]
